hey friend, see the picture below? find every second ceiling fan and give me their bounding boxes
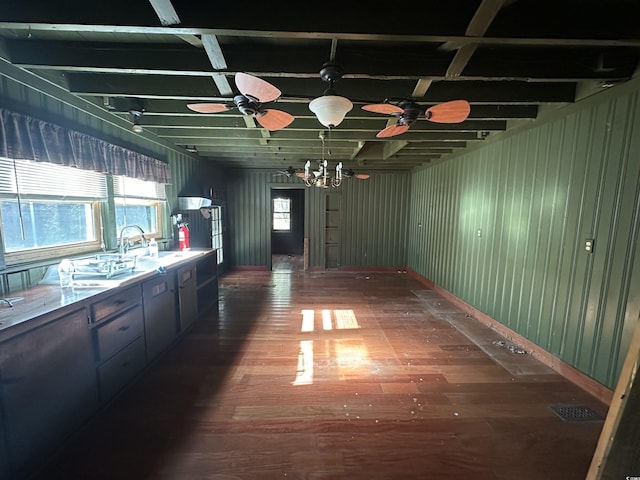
[362,99,471,138]
[187,73,294,131]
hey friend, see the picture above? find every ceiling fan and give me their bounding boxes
[362,99,471,138]
[273,166,300,178]
[187,73,294,131]
[342,168,370,180]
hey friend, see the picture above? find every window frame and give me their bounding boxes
[2,201,103,265]
[0,157,108,265]
[114,197,163,241]
[272,197,291,232]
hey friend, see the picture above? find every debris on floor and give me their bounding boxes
[492,339,527,354]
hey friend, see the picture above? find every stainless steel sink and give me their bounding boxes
[71,254,137,279]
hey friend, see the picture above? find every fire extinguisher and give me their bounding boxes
[178,222,190,251]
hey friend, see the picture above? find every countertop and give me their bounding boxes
[0,249,215,341]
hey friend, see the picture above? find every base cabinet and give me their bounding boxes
[90,286,145,403]
[0,249,219,479]
[0,308,98,480]
[143,273,178,360]
[97,336,146,401]
[177,263,198,332]
[196,250,218,314]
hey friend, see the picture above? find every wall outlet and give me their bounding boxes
[585,238,595,253]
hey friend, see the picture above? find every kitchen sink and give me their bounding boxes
[71,254,137,279]
[40,250,207,288]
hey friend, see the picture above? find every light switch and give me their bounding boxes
[476,229,482,237]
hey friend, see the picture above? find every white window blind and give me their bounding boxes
[113,175,166,200]
[0,157,107,200]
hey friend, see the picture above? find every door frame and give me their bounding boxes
[269,184,306,270]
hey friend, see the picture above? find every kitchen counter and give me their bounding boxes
[0,249,214,341]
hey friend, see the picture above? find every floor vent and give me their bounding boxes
[550,404,603,422]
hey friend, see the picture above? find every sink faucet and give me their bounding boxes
[118,225,148,254]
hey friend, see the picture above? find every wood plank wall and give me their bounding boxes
[408,77,640,390]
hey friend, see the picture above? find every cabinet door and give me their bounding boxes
[177,264,198,332]
[143,273,178,360]
[0,308,99,479]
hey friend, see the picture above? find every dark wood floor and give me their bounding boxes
[32,269,607,480]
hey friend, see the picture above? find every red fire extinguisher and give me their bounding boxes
[178,222,190,251]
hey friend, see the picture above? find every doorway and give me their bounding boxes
[271,188,305,272]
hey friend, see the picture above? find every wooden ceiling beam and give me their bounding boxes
[2,22,639,48]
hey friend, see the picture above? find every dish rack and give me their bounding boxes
[71,254,137,279]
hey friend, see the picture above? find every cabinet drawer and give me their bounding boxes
[91,285,141,323]
[97,336,146,402]
[94,304,143,362]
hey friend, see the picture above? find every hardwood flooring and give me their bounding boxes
[32,269,607,480]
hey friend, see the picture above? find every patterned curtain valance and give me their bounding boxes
[0,108,172,184]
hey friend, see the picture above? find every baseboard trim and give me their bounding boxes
[407,268,613,406]
[229,265,269,271]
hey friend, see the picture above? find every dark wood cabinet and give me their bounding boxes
[196,249,218,314]
[0,250,219,479]
[91,285,146,403]
[143,273,178,360]
[0,307,98,479]
[177,263,198,332]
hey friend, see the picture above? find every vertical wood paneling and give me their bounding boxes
[0,67,225,250]
[408,80,640,389]
[225,170,410,268]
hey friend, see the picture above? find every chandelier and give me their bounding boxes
[301,132,343,188]
[302,159,343,188]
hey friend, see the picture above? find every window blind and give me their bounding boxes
[113,175,166,200]
[0,157,107,200]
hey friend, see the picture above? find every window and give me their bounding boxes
[0,158,106,263]
[211,205,224,264]
[273,197,291,231]
[113,175,165,238]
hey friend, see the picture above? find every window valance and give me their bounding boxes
[0,108,171,184]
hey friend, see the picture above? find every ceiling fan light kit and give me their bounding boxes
[309,95,353,128]
[309,61,353,128]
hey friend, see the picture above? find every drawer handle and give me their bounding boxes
[118,325,130,332]
[114,299,127,306]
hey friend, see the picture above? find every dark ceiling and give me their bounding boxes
[1,0,639,173]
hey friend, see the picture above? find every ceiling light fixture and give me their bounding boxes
[130,109,144,133]
[301,132,343,188]
[309,62,352,129]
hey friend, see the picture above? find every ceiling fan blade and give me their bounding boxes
[187,103,229,113]
[376,124,410,138]
[355,174,370,179]
[235,72,281,103]
[256,109,295,131]
[425,100,471,123]
[362,103,404,115]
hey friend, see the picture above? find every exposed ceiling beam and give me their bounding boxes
[2,23,639,48]
[446,0,506,78]
[148,0,180,26]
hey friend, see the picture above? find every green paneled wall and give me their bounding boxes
[0,60,225,249]
[408,79,640,389]
[226,169,410,268]
[5,52,640,391]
